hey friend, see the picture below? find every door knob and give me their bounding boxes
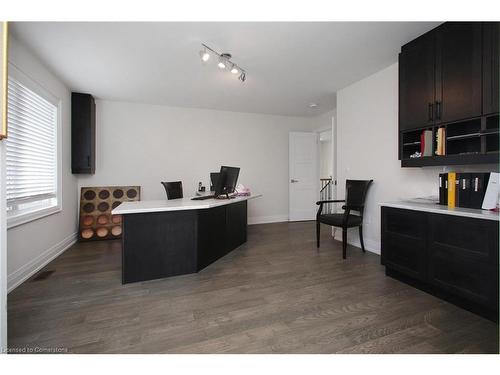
[291,179,299,183]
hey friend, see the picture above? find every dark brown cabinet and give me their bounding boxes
[381,206,499,321]
[122,200,248,284]
[399,32,436,131]
[483,22,499,116]
[71,93,95,174]
[398,22,500,167]
[381,207,427,280]
[436,22,483,123]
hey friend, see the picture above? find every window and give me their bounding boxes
[6,65,60,228]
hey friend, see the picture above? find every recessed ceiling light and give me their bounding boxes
[309,103,318,108]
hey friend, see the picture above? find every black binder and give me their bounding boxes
[456,173,471,208]
[439,173,448,205]
[469,173,490,209]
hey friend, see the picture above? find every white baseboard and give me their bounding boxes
[333,231,381,255]
[7,232,78,293]
[248,215,289,225]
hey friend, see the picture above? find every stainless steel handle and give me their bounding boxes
[290,179,299,183]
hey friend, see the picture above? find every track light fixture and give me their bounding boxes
[198,44,247,83]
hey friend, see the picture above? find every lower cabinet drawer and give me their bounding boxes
[381,207,427,280]
[429,253,497,307]
[384,233,426,281]
[428,213,499,310]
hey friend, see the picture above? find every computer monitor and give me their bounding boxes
[210,172,220,192]
[214,166,240,198]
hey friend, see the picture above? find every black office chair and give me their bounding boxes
[316,179,373,259]
[161,181,183,200]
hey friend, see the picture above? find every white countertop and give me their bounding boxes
[381,199,500,221]
[112,194,262,215]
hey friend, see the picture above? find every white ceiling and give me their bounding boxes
[10,22,440,117]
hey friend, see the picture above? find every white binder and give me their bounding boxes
[482,172,499,210]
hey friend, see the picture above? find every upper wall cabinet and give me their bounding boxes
[436,22,483,124]
[399,22,500,167]
[399,32,436,131]
[483,22,499,116]
[72,93,96,174]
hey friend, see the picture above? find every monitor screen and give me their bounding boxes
[215,166,240,197]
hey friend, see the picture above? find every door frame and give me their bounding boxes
[315,115,337,206]
[288,131,319,222]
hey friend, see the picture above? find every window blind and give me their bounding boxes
[6,76,58,210]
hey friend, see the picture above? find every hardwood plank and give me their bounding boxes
[7,221,498,353]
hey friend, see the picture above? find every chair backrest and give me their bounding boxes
[161,181,183,200]
[345,179,373,214]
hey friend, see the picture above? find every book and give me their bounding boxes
[435,127,446,156]
[448,172,456,208]
[439,173,448,205]
[442,128,446,155]
[482,172,499,210]
[423,130,433,157]
[456,173,471,208]
[470,173,490,209]
[436,128,441,155]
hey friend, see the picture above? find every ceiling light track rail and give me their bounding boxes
[199,43,247,82]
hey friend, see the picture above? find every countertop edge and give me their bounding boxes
[380,201,500,221]
[112,194,262,215]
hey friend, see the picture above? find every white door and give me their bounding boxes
[289,132,318,221]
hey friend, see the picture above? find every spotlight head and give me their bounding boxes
[230,64,239,74]
[199,46,210,62]
[199,50,210,62]
[218,57,226,69]
[238,71,246,82]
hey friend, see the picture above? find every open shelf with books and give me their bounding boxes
[400,115,499,167]
[484,114,499,154]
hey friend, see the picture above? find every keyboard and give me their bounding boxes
[191,195,215,201]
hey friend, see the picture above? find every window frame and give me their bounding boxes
[6,63,62,229]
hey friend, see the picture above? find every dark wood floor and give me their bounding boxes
[7,221,499,353]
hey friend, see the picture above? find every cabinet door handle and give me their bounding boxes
[435,101,442,120]
[428,103,434,122]
[87,155,90,167]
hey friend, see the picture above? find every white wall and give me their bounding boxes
[336,63,498,254]
[310,109,335,131]
[311,109,336,198]
[77,100,312,224]
[319,137,333,179]
[6,36,78,291]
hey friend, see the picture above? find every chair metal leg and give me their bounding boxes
[359,225,365,252]
[342,228,347,259]
[316,221,320,249]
